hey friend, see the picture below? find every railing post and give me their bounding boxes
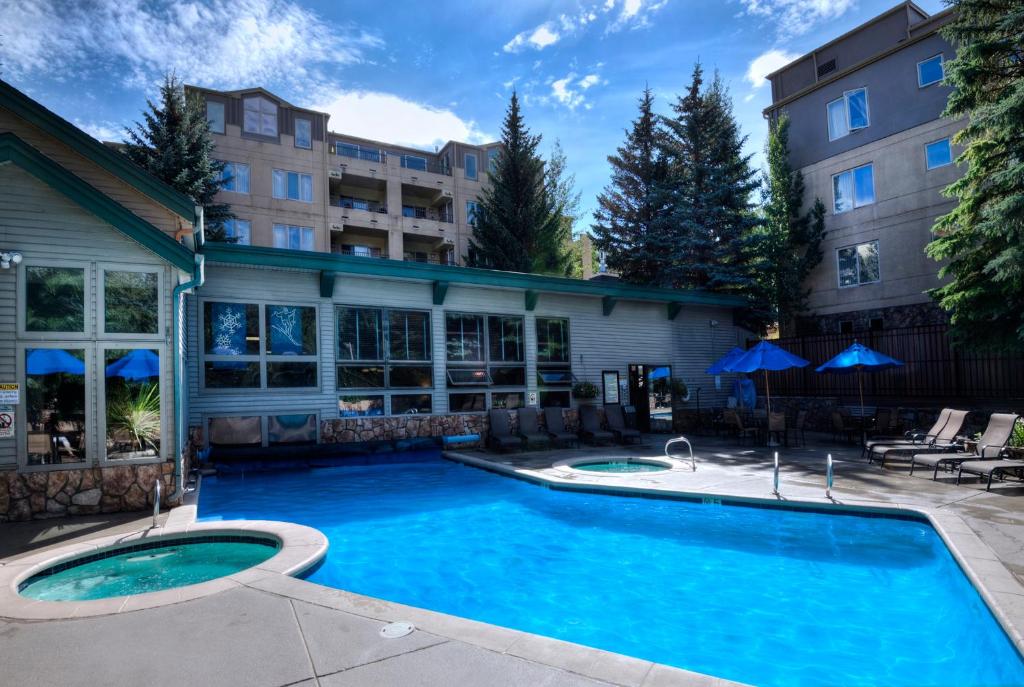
[826,453,833,499]
[773,451,780,496]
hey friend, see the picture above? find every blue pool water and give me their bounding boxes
[199,454,1024,687]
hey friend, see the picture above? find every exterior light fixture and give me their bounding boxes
[0,252,23,269]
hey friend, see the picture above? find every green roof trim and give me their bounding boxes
[0,133,196,272]
[0,79,197,222]
[602,296,617,317]
[432,280,450,305]
[202,243,745,309]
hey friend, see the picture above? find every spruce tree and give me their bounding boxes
[467,93,567,274]
[750,115,826,331]
[547,139,581,275]
[591,87,667,284]
[123,73,234,242]
[926,0,1024,351]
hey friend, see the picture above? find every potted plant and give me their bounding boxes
[1008,421,1024,460]
[572,381,599,404]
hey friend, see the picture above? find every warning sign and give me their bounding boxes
[0,405,13,439]
[0,383,18,405]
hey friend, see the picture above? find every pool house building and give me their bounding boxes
[0,78,747,520]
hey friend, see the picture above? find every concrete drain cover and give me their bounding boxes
[380,621,415,639]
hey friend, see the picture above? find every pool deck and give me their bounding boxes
[1,432,1023,686]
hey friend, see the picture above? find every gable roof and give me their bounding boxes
[0,79,197,223]
[0,132,196,272]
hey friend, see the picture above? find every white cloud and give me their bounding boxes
[578,74,601,90]
[745,49,800,90]
[739,0,857,39]
[503,1,669,52]
[606,0,669,33]
[0,0,382,91]
[73,120,126,143]
[310,89,490,149]
[503,22,561,53]
[549,71,606,110]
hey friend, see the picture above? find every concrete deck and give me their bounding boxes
[1,433,1023,686]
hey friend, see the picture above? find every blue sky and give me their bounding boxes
[3,0,943,231]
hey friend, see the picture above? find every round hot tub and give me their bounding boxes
[571,459,672,473]
[19,535,278,601]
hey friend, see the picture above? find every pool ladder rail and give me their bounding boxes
[664,436,697,471]
[152,479,161,529]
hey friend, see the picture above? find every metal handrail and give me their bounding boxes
[152,479,161,529]
[665,436,696,471]
[826,453,834,499]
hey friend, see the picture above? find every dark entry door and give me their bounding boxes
[629,364,672,433]
[628,364,650,432]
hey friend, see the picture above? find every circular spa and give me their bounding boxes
[570,458,672,473]
[19,535,279,601]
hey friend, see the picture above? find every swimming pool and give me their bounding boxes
[199,453,1024,687]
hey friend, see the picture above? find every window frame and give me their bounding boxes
[464,152,478,180]
[466,200,479,226]
[536,317,574,408]
[206,100,225,135]
[98,341,168,465]
[219,161,250,194]
[831,163,875,214]
[242,95,278,138]
[272,169,314,203]
[925,138,952,170]
[294,117,312,149]
[917,54,945,88]
[272,224,316,251]
[826,87,870,141]
[98,263,165,340]
[222,218,251,245]
[17,259,92,340]
[445,311,526,413]
[835,240,881,289]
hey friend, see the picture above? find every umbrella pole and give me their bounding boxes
[858,367,866,447]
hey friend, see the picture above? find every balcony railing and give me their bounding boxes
[336,143,384,163]
[332,197,387,214]
[399,155,450,176]
[402,206,454,223]
[404,252,455,265]
[334,245,388,259]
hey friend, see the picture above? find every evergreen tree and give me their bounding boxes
[926,0,1024,351]
[750,115,826,331]
[123,73,234,242]
[591,87,667,284]
[467,93,567,274]
[547,139,581,276]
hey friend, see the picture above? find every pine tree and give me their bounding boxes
[750,114,826,331]
[591,87,667,284]
[926,0,1024,351]
[123,73,234,242]
[467,93,567,274]
[547,138,581,275]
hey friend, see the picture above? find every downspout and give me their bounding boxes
[169,207,206,502]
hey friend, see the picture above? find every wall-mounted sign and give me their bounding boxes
[0,405,12,439]
[528,392,537,406]
[602,371,620,404]
[0,383,19,405]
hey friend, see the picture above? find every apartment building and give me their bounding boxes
[763,2,960,335]
[187,85,498,266]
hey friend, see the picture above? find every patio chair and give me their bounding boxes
[830,411,857,444]
[516,408,551,450]
[911,413,1020,481]
[579,405,615,445]
[605,404,641,444]
[867,408,893,438]
[543,407,579,448]
[868,409,969,467]
[792,410,808,447]
[487,409,523,452]
[724,409,759,446]
[767,412,788,447]
[863,407,953,458]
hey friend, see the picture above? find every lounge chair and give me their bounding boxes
[911,413,1020,481]
[516,408,551,449]
[863,408,953,457]
[957,456,1024,491]
[868,409,968,467]
[487,409,522,452]
[792,410,808,447]
[543,407,579,448]
[604,404,641,444]
[579,405,615,445]
[830,411,857,444]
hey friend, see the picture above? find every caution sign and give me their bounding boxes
[0,405,12,439]
[0,383,18,405]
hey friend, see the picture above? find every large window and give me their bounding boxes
[487,147,500,172]
[25,266,85,333]
[223,219,251,245]
[400,154,427,171]
[219,162,250,194]
[536,317,572,408]
[203,301,318,389]
[103,269,159,335]
[925,138,952,170]
[832,164,875,214]
[446,313,525,411]
[465,152,478,180]
[336,306,433,415]
[273,224,315,251]
[104,347,161,459]
[837,241,880,288]
[272,169,313,202]
[918,54,944,88]
[206,100,225,134]
[243,96,277,137]
[827,88,869,141]
[466,200,479,225]
[294,117,312,149]
[25,347,87,465]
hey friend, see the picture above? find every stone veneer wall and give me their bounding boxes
[790,302,948,336]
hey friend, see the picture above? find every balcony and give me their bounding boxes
[335,142,385,163]
[399,154,449,176]
[334,245,389,259]
[334,196,387,214]
[404,251,456,265]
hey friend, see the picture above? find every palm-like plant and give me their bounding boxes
[107,384,161,452]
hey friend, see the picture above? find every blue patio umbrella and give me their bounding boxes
[648,366,671,380]
[816,342,904,430]
[724,341,810,418]
[705,346,745,375]
[26,348,85,375]
[105,349,159,380]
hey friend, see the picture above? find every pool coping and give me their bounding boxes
[442,449,1024,659]
[0,519,328,620]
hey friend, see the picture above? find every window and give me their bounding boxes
[466,201,479,225]
[219,162,250,194]
[104,347,161,459]
[832,164,875,213]
[294,118,312,149]
[837,241,880,287]
[223,219,251,245]
[269,414,317,445]
[402,205,427,219]
[206,101,225,134]
[336,307,433,414]
[925,138,952,170]
[536,317,572,408]
[272,169,313,202]
[827,88,869,141]
[273,224,315,251]
[203,302,318,389]
[337,142,382,162]
[243,96,277,136]
[25,266,85,332]
[465,152,478,180]
[401,154,427,171]
[103,270,158,334]
[446,313,525,412]
[487,147,500,172]
[25,347,87,465]
[918,54,944,88]
[339,396,384,417]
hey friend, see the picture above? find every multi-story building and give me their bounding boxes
[763,2,960,335]
[187,85,498,266]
